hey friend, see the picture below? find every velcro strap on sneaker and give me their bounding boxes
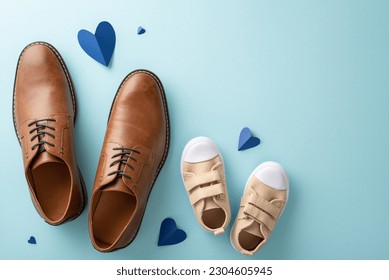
[185,170,221,191]
[243,203,275,231]
[189,183,224,205]
[245,193,280,218]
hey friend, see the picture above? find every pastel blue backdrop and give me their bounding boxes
[0,0,388,260]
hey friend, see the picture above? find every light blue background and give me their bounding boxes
[0,0,388,260]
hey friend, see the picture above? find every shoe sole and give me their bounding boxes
[97,69,170,252]
[12,41,87,225]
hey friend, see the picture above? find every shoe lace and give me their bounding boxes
[28,118,56,151]
[107,147,141,180]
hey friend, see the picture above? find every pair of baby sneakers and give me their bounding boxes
[181,137,289,256]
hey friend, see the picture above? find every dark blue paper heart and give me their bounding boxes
[28,236,36,244]
[238,127,261,151]
[137,26,146,35]
[158,218,187,246]
[77,21,116,66]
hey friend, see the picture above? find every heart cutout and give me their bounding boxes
[78,21,116,66]
[28,236,36,244]
[137,26,146,35]
[158,218,187,246]
[238,127,261,151]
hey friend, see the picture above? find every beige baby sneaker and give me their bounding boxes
[181,137,231,235]
[231,161,289,256]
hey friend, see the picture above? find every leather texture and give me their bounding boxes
[13,42,86,225]
[89,69,170,252]
[182,155,231,235]
[230,176,287,256]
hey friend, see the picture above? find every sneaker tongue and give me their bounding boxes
[31,150,63,170]
[242,221,265,238]
[102,177,135,196]
[203,197,219,211]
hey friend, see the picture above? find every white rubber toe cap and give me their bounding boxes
[181,137,220,164]
[252,161,289,191]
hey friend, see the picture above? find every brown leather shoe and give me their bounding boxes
[89,70,170,252]
[13,42,87,226]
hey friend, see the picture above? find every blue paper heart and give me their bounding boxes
[77,21,116,66]
[137,26,146,35]
[238,127,261,151]
[158,218,187,246]
[28,236,36,244]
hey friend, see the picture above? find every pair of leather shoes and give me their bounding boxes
[13,42,170,252]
